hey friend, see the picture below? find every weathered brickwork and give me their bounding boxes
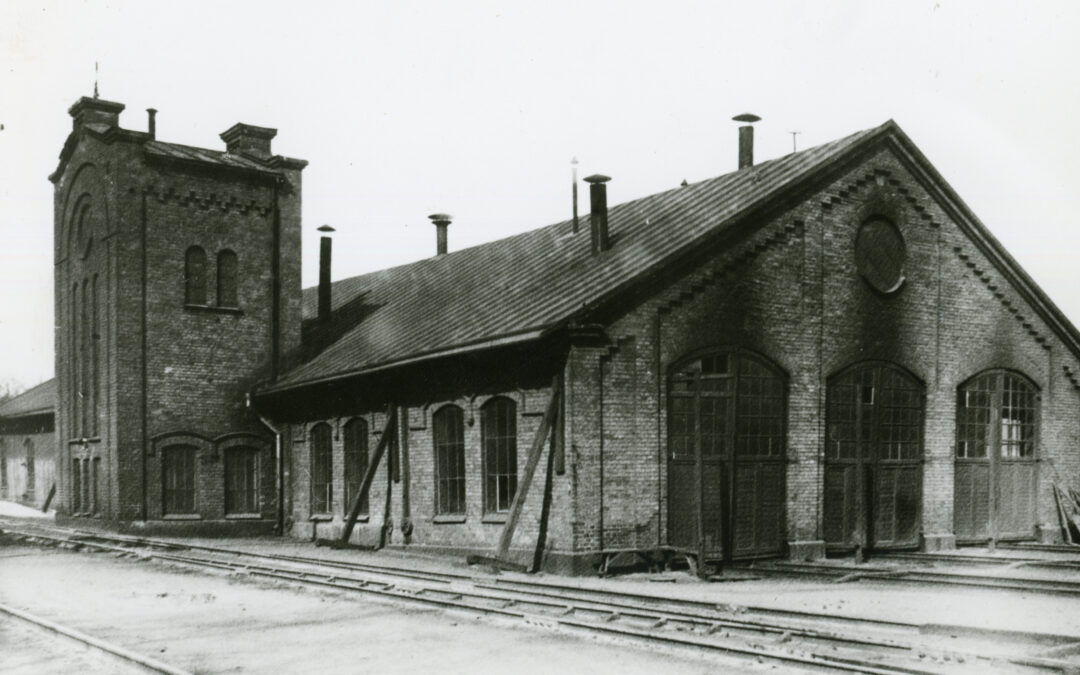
[51,98,304,534]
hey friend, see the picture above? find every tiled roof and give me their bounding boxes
[269,122,892,391]
[0,378,57,419]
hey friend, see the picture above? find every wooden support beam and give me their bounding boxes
[530,426,557,573]
[339,405,396,546]
[494,376,561,562]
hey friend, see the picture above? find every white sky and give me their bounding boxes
[1,0,1078,393]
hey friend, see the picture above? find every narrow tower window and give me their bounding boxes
[217,249,238,308]
[185,246,207,305]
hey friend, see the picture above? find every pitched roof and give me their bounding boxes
[267,122,890,392]
[0,379,57,420]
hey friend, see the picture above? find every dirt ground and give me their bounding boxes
[0,542,765,675]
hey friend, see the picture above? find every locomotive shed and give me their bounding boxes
[3,509,1080,674]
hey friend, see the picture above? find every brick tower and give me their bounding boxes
[50,96,306,533]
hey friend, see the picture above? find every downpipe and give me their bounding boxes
[246,393,284,536]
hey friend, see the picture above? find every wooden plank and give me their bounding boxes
[339,405,396,545]
[494,376,561,561]
[530,425,557,573]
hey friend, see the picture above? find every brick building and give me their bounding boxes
[49,96,1080,572]
[0,378,57,510]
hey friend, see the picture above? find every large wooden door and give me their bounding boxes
[668,350,786,561]
[825,363,923,551]
[954,371,1038,543]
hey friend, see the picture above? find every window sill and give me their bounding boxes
[67,437,102,446]
[184,304,243,315]
[343,515,370,523]
[481,514,508,524]
[225,513,263,520]
[433,514,466,524]
[309,514,333,522]
[163,514,201,521]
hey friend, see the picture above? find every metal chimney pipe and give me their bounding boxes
[733,113,761,169]
[317,225,335,322]
[146,108,157,140]
[428,214,452,256]
[584,174,611,255]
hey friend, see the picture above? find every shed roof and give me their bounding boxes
[0,379,57,420]
[269,122,890,392]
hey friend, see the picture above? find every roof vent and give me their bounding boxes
[146,108,157,140]
[428,214,452,256]
[733,113,761,169]
[584,174,611,255]
[68,96,124,132]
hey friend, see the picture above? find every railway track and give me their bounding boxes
[2,519,1078,674]
[0,600,191,674]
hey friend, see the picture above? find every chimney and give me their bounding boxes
[146,108,157,139]
[317,225,335,322]
[584,174,611,255]
[428,213,452,256]
[68,96,125,132]
[220,123,277,159]
[733,113,761,169]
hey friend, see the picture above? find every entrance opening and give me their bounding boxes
[824,362,923,551]
[667,349,786,561]
[954,370,1038,543]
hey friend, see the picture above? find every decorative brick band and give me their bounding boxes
[144,185,272,216]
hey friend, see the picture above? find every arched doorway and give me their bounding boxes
[825,362,923,551]
[954,370,1038,543]
[667,349,786,561]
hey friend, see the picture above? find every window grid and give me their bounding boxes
[225,447,260,514]
[343,419,369,516]
[310,424,333,515]
[482,398,517,513]
[162,445,196,515]
[735,357,785,458]
[434,406,466,515]
[956,372,1037,460]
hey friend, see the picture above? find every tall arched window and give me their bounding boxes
[342,419,369,516]
[185,246,207,305]
[433,405,466,515]
[481,397,517,513]
[162,445,197,515]
[955,370,1039,542]
[310,423,333,515]
[217,249,238,307]
[224,446,260,515]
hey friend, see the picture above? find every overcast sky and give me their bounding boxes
[1,0,1078,392]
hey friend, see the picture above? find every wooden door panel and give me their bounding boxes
[733,461,785,558]
[874,464,920,547]
[995,462,1037,540]
[954,462,990,541]
[668,462,697,550]
[824,464,858,546]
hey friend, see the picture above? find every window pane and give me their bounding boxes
[310,424,333,514]
[225,447,259,514]
[343,419,369,516]
[163,445,196,515]
[482,398,517,513]
[433,406,466,515]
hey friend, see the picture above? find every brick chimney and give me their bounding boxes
[428,214,452,256]
[733,113,761,169]
[584,174,611,255]
[220,123,277,159]
[317,225,335,322]
[68,97,125,131]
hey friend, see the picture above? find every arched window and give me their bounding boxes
[433,405,466,515]
[343,419,369,516]
[310,423,333,515]
[162,445,197,515]
[224,446,260,514]
[185,246,207,305]
[481,397,517,513]
[955,370,1039,542]
[217,249,238,307]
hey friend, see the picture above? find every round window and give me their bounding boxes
[854,217,906,294]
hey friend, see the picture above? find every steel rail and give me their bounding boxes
[0,601,193,675]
